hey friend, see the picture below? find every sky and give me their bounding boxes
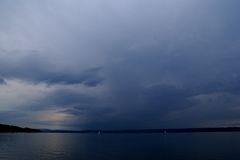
[1,0,240,130]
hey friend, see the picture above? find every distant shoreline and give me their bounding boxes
[43,127,240,134]
[0,124,40,133]
[2,123,240,134]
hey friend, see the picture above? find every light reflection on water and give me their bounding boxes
[0,133,240,160]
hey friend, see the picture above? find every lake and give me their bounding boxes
[0,133,240,160]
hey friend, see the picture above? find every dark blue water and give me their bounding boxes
[0,133,240,160]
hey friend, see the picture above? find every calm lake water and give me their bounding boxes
[0,133,240,160]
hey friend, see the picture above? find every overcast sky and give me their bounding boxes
[1,0,240,129]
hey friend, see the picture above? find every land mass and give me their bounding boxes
[0,124,40,132]
[2,123,240,133]
[45,127,240,134]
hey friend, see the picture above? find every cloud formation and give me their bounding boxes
[0,0,240,129]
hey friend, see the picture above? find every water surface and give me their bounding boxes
[0,133,239,160]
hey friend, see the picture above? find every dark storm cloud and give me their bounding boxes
[0,111,25,121]
[47,91,96,108]
[42,67,103,86]
[57,106,87,116]
[1,0,240,129]
[0,50,103,86]
[22,88,98,113]
[0,78,6,85]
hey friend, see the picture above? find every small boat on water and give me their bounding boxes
[164,130,167,134]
